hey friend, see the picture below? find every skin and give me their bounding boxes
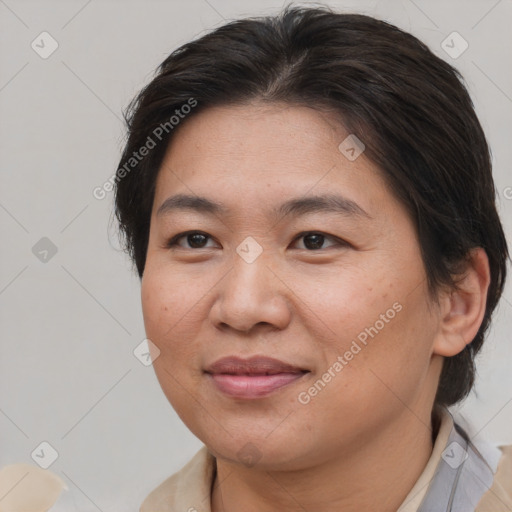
[141,102,490,512]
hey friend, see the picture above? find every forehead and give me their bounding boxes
[161,102,350,169]
[152,102,404,223]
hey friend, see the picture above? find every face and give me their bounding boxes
[141,102,445,470]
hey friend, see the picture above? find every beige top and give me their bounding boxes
[141,410,512,511]
[0,463,67,512]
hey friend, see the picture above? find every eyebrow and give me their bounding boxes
[156,193,371,220]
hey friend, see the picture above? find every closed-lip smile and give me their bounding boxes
[204,356,310,399]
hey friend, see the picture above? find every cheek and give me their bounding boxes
[302,303,435,430]
[344,289,438,409]
[289,267,397,350]
[141,265,201,349]
[141,275,170,340]
[308,266,435,396]
[140,267,206,415]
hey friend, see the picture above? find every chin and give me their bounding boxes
[198,428,311,471]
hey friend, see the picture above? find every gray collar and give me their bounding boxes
[417,418,499,512]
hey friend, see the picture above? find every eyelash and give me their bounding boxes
[165,230,349,251]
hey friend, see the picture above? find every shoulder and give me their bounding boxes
[140,445,215,512]
[476,444,512,512]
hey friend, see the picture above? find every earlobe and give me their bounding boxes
[433,248,491,357]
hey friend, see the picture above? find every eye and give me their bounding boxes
[291,231,347,250]
[166,231,218,249]
[166,230,349,251]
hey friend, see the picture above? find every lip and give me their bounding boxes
[204,356,309,399]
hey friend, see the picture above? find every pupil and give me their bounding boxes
[189,233,207,248]
[305,234,324,249]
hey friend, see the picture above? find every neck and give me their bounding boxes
[211,409,437,512]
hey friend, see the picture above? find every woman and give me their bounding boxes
[114,6,512,511]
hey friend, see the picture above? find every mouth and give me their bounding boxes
[204,356,310,399]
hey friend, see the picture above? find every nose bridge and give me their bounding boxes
[211,241,290,333]
[229,234,272,296]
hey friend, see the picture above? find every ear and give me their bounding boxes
[433,248,491,357]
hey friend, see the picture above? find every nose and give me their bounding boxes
[208,249,292,335]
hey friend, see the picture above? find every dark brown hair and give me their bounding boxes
[114,5,509,406]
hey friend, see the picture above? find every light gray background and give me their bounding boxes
[0,0,511,510]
